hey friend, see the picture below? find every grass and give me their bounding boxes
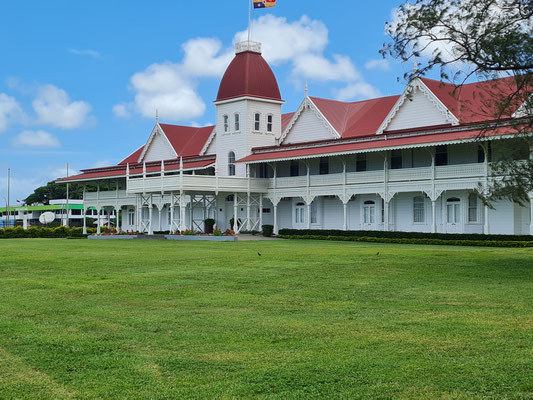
[0,239,531,399]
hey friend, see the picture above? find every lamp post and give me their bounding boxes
[7,168,10,228]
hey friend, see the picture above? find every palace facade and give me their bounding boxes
[59,41,533,235]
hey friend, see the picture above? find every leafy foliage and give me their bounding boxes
[382,0,533,204]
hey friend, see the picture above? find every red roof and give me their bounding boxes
[281,112,295,131]
[238,125,516,163]
[310,96,400,138]
[159,124,214,157]
[216,51,282,102]
[58,156,216,182]
[420,77,523,124]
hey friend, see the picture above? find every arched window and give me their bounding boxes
[228,151,236,176]
[234,113,240,131]
[254,113,261,131]
[363,200,375,224]
[295,202,305,224]
[267,114,273,132]
[128,208,135,226]
[446,197,461,224]
[223,115,229,133]
[413,196,425,223]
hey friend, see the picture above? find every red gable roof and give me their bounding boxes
[421,77,523,124]
[159,124,214,157]
[216,51,282,102]
[310,95,400,138]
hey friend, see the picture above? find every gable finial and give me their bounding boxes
[305,81,308,98]
[413,55,418,75]
[155,109,159,123]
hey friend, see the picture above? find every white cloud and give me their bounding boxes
[335,83,382,101]
[116,15,380,120]
[33,84,92,129]
[112,104,132,118]
[68,48,101,58]
[365,59,391,71]
[12,130,60,148]
[0,93,23,132]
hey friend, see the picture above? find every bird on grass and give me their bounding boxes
[376,251,380,256]
[258,252,262,256]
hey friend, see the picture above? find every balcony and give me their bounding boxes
[126,174,269,194]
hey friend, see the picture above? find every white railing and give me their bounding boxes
[346,170,384,184]
[435,164,485,179]
[389,167,432,182]
[127,174,269,193]
[84,190,130,201]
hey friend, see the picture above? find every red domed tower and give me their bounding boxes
[214,41,284,177]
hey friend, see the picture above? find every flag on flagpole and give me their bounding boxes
[253,0,276,9]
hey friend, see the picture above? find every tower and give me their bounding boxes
[214,41,283,177]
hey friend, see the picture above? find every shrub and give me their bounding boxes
[277,234,533,248]
[262,224,274,237]
[204,218,215,234]
[213,227,222,236]
[0,226,95,239]
[277,229,533,242]
[223,229,235,236]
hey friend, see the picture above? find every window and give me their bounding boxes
[413,196,425,223]
[391,150,402,169]
[258,163,269,178]
[295,202,305,224]
[168,208,172,225]
[310,200,318,224]
[446,197,461,224]
[363,200,375,224]
[234,113,240,131]
[381,198,385,223]
[223,115,229,133]
[226,195,234,202]
[356,153,367,172]
[128,209,135,226]
[468,193,478,223]
[267,114,273,132]
[228,151,236,176]
[435,145,448,166]
[319,158,329,175]
[262,208,271,213]
[290,160,299,177]
[254,113,261,131]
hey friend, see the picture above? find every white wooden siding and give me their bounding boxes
[143,132,175,162]
[387,88,450,132]
[283,106,335,145]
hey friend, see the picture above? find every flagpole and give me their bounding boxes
[248,0,252,44]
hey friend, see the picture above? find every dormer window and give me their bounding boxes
[267,114,273,132]
[223,115,229,133]
[228,151,236,176]
[254,113,261,131]
[234,113,240,131]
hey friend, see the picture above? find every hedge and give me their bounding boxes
[277,234,533,248]
[278,229,533,242]
[0,226,96,239]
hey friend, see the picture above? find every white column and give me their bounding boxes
[529,193,533,235]
[431,199,437,233]
[83,208,87,234]
[179,192,186,232]
[170,194,175,234]
[306,202,311,229]
[189,196,194,230]
[259,194,263,230]
[246,193,251,231]
[383,200,390,231]
[96,209,101,234]
[484,205,490,234]
[116,207,121,233]
[343,202,348,231]
[148,204,153,235]
[158,207,162,232]
[273,201,279,235]
[233,193,238,232]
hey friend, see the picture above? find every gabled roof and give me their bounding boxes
[311,95,400,138]
[159,124,215,157]
[420,77,522,124]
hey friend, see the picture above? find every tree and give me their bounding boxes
[382,0,532,205]
[24,181,84,205]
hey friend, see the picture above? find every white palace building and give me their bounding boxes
[59,41,533,236]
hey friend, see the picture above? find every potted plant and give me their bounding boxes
[204,218,215,234]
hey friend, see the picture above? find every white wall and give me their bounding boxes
[143,131,175,162]
[387,87,450,131]
[283,105,335,144]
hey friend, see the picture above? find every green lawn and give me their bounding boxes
[0,239,531,399]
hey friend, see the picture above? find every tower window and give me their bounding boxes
[228,151,236,176]
[267,114,273,132]
[254,113,261,131]
[234,113,240,131]
[223,115,229,133]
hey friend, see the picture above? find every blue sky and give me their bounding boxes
[0,0,433,203]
